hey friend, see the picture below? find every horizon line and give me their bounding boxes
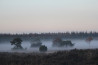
[0,31,98,34]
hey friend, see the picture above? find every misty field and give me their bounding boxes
[0,0,98,65]
[0,33,98,65]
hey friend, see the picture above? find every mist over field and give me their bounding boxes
[0,40,98,52]
[0,33,98,53]
[0,0,98,65]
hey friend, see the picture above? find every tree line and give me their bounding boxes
[0,32,98,42]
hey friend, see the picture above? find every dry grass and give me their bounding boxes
[0,49,98,65]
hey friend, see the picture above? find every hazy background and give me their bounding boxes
[0,0,98,33]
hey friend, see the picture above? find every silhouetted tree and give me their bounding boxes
[86,37,93,48]
[52,38,62,46]
[30,37,42,47]
[10,38,23,49]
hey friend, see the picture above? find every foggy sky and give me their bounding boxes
[0,0,98,33]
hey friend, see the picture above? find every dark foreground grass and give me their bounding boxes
[0,49,98,65]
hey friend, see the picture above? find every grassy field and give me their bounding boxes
[0,49,98,65]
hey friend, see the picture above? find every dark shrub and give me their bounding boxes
[61,40,74,47]
[53,38,74,47]
[39,45,47,52]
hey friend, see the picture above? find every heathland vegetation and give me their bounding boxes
[0,49,98,65]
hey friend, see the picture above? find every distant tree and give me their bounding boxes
[10,38,23,49]
[30,37,42,47]
[53,38,74,47]
[52,38,62,46]
[39,45,47,52]
[86,37,93,48]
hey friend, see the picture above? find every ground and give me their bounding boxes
[0,49,98,65]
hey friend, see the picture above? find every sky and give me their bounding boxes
[0,0,98,33]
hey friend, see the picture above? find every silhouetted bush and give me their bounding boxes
[53,38,74,47]
[62,41,74,47]
[39,45,47,52]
